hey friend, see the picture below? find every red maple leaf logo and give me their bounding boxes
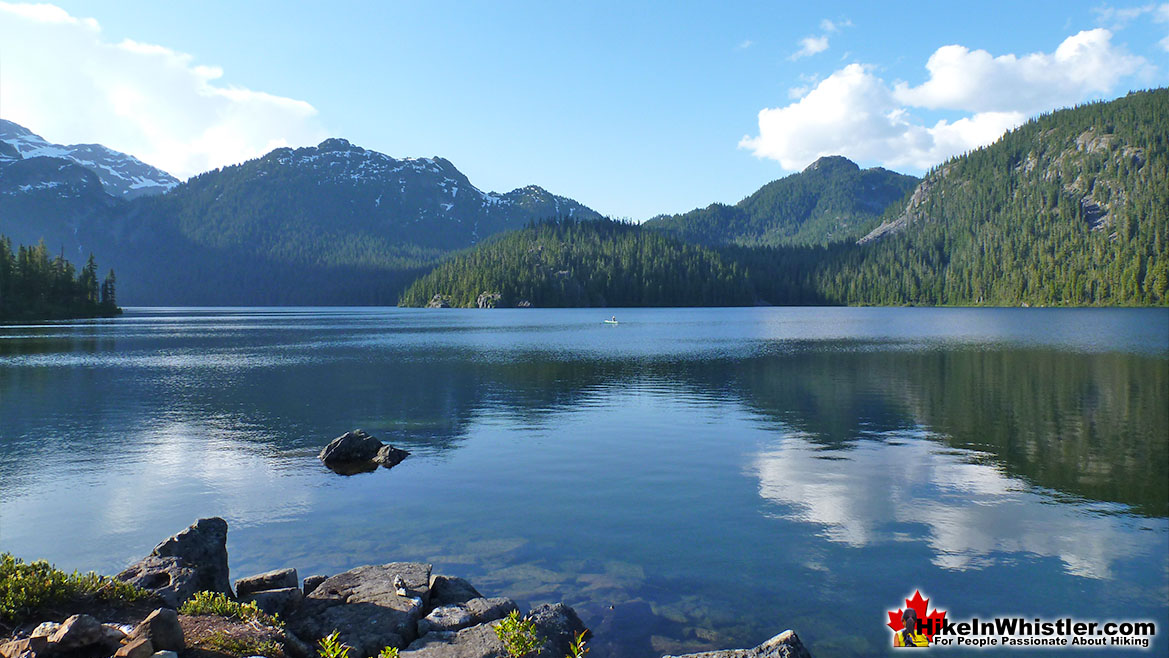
[887,590,947,642]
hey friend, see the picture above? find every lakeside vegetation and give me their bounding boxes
[0,553,147,627]
[0,236,121,322]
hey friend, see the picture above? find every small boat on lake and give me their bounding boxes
[604,316,619,324]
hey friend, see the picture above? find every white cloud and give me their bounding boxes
[737,39,754,50]
[820,18,852,33]
[893,29,1148,114]
[790,35,829,60]
[742,30,1150,172]
[1093,3,1157,29]
[0,2,328,178]
[1157,4,1169,51]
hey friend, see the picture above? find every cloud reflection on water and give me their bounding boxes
[752,430,1164,579]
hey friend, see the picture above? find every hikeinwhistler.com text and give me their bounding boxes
[921,617,1156,649]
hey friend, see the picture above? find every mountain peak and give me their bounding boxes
[0,118,179,198]
[803,155,859,173]
[317,137,362,153]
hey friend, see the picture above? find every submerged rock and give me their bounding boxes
[319,429,410,474]
[116,517,232,606]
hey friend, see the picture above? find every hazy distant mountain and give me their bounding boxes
[155,137,601,261]
[0,119,180,199]
[1,133,603,305]
[646,156,918,247]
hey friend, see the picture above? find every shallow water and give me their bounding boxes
[1,307,1166,657]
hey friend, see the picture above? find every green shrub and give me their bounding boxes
[377,646,399,658]
[494,611,540,658]
[0,553,148,625]
[317,631,349,658]
[567,630,589,658]
[178,591,281,627]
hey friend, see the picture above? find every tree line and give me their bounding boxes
[0,236,120,321]
[399,218,754,307]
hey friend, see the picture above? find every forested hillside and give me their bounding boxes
[646,156,918,247]
[0,236,120,321]
[398,218,754,308]
[818,88,1169,306]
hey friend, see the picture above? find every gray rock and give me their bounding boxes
[303,574,328,596]
[244,586,304,616]
[419,598,518,636]
[129,608,185,652]
[116,517,232,606]
[48,614,106,651]
[661,630,812,658]
[402,620,509,658]
[281,630,316,658]
[319,430,410,473]
[237,568,300,597]
[29,623,59,639]
[428,575,482,607]
[476,292,501,309]
[527,603,586,658]
[425,295,451,309]
[0,637,47,658]
[291,563,433,657]
[375,445,410,468]
[319,430,383,464]
[102,624,129,645]
[115,637,154,658]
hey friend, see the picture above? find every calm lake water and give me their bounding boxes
[1,307,1167,657]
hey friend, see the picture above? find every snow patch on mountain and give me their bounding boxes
[0,119,179,199]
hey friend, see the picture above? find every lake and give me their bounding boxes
[1,307,1166,657]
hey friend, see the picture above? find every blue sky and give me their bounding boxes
[1,1,1166,219]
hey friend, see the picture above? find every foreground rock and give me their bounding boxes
[417,597,518,636]
[116,518,232,607]
[0,609,185,658]
[291,563,433,657]
[662,630,811,658]
[236,567,298,597]
[127,608,185,652]
[404,603,584,658]
[318,429,410,474]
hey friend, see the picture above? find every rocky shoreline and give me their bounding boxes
[2,518,811,658]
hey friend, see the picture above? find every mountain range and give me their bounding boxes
[0,124,599,304]
[2,88,1166,307]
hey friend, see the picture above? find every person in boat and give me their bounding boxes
[894,608,929,647]
[611,316,616,322]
